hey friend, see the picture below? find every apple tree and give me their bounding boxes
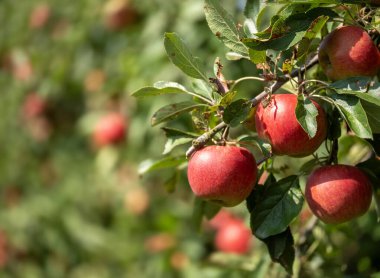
[133,0,380,276]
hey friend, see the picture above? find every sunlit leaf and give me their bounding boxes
[204,0,248,55]
[164,32,208,81]
[151,101,207,126]
[295,94,318,138]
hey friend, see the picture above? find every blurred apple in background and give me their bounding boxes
[103,0,139,31]
[92,112,127,147]
[214,218,252,254]
[29,3,51,29]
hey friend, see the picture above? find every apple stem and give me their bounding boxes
[256,153,273,166]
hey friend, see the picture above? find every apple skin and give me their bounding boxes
[305,164,372,224]
[187,145,257,207]
[318,25,380,81]
[214,219,252,254]
[255,94,327,157]
[93,113,127,147]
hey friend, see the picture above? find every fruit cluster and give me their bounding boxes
[187,25,379,225]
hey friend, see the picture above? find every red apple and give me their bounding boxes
[318,25,380,81]
[103,0,139,31]
[22,93,47,118]
[0,230,8,268]
[29,3,51,29]
[214,219,252,254]
[187,145,257,207]
[305,165,372,224]
[255,94,327,157]
[93,113,127,147]
[207,209,236,230]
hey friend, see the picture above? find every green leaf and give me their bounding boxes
[297,15,329,63]
[249,49,267,64]
[204,0,248,55]
[357,155,380,221]
[225,51,245,61]
[295,94,318,138]
[191,79,214,102]
[261,227,295,275]
[331,79,380,133]
[151,101,206,126]
[249,175,303,239]
[238,135,272,157]
[131,81,189,98]
[243,7,336,51]
[333,78,380,97]
[223,99,251,127]
[244,0,263,21]
[328,93,373,139]
[192,198,221,230]
[363,101,380,134]
[161,127,198,155]
[217,90,237,107]
[138,156,187,175]
[164,32,208,81]
[163,171,180,193]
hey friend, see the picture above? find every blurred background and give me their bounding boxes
[0,0,380,277]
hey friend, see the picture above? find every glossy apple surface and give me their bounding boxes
[318,25,380,81]
[255,94,327,157]
[305,164,372,224]
[214,219,251,254]
[187,145,257,207]
[93,113,126,147]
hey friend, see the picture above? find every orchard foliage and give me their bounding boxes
[133,0,380,276]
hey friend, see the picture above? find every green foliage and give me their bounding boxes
[1,0,380,277]
[131,0,380,276]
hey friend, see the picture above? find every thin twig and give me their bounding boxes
[185,55,320,158]
[186,122,227,158]
[229,76,265,92]
[250,54,319,107]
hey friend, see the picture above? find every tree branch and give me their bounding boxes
[186,122,227,158]
[185,55,319,158]
[250,54,319,106]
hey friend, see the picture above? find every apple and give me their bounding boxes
[207,209,236,230]
[144,233,176,253]
[0,230,8,268]
[103,0,139,31]
[318,25,380,81]
[29,3,51,29]
[84,69,106,93]
[214,219,252,254]
[124,187,150,215]
[243,106,257,132]
[255,94,327,157]
[170,251,189,270]
[305,164,372,224]
[93,113,127,147]
[187,145,257,207]
[22,93,47,119]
